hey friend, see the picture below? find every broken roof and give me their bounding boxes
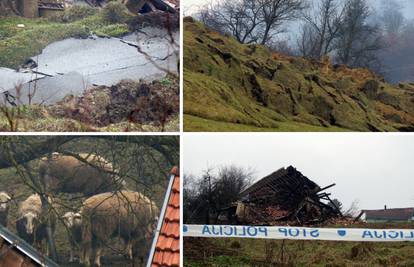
[363,208,414,221]
[148,167,180,267]
[240,166,321,208]
[39,1,65,9]
[0,225,59,267]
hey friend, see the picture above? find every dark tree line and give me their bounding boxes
[184,165,253,224]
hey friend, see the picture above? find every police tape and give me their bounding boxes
[183,224,414,242]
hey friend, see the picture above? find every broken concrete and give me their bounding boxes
[0,27,179,105]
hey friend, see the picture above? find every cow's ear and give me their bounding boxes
[6,195,11,201]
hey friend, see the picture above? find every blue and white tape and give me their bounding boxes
[183,224,414,242]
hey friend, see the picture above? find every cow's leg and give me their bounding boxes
[81,244,91,266]
[126,240,133,260]
[94,246,103,267]
[69,247,74,262]
[46,243,49,256]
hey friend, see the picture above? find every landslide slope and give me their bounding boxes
[183,18,414,132]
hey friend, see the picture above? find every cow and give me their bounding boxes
[62,211,83,263]
[80,191,159,267]
[16,194,56,252]
[0,191,11,227]
[39,152,126,196]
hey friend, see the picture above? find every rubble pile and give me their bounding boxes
[47,77,179,127]
[233,166,342,225]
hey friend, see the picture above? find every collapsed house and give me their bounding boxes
[17,0,64,18]
[219,166,342,226]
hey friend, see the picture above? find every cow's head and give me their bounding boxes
[0,192,11,212]
[62,212,82,228]
[22,212,38,234]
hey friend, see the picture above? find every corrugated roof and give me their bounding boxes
[363,208,414,221]
[150,167,180,267]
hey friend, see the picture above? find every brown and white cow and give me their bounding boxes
[80,191,159,267]
[16,194,56,251]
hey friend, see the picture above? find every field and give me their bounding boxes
[184,114,349,132]
[184,223,414,267]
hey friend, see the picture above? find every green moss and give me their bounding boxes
[95,23,129,37]
[184,114,349,132]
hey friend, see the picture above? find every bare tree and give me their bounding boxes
[298,0,343,59]
[183,165,254,224]
[197,0,305,46]
[380,0,405,37]
[334,0,383,69]
[257,0,305,45]
[198,0,266,44]
[344,199,360,217]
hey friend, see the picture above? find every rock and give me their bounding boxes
[362,80,380,99]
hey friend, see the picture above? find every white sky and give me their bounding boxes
[183,134,414,211]
[183,0,414,19]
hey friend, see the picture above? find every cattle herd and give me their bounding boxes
[0,152,160,267]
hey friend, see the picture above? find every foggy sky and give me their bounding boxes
[183,0,414,18]
[183,134,414,211]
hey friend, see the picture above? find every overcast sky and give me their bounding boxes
[183,134,414,211]
[183,0,414,19]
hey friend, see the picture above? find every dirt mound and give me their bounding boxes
[184,18,414,132]
[48,77,179,129]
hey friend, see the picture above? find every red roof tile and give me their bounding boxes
[151,167,180,267]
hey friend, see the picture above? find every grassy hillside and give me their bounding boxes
[183,17,414,132]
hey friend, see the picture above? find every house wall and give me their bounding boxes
[39,8,64,18]
[17,0,39,18]
[0,238,37,267]
[366,218,411,223]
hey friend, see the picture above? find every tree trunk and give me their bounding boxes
[40,194,58,262]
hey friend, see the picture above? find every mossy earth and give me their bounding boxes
[183,17,414,132]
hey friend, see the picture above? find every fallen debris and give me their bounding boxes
[48,77,179,128]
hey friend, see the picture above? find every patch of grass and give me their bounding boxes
[50,5,98,23]
[95,23,129,37]
[0,7,134,68]
[184,114,349,132]
[185,235,414,267]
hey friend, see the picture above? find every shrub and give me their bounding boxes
[49,5,97,23]
[101,1,129,24]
